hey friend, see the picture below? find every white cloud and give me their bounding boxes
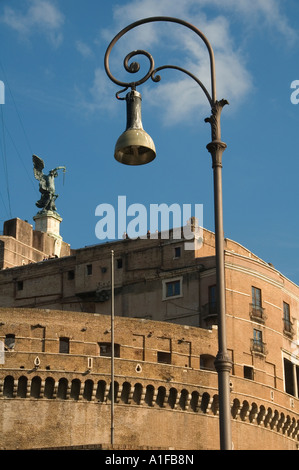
[92,0,297,126]
[76,40,94,59]
[197,0,297,45]
[101,2,252,124]
[1,0,64,46]
[78,68,119,116]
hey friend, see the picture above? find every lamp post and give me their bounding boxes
[104,16,232,450]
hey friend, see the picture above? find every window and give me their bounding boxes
[283,357,299,397]
[284,358,295,396]
[250,286,266,322]
[208,285,217,315]
[157,351,171,364]
[162,277,183,301]
[5,334,15,350]
[174,246,181,258]
[86,264,92,275]
[202,286,218,326]
[59,337,69,354]
[200,354,216,371]
[251,329,266,355]
[98,342,120,358]
[67,270,75,280]
[252,286,261,308]
[166,280,180,297]
[117,258,123,269]
[283,302,293,336]
[253,328,262,345]
[17,281,23,291]
[244,366,254,380]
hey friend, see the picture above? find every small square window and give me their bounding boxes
[244,366,254,380]
[98,342,120,357]
[157,351,171,364]
[174,247,181,258]
[67,270,75,280]
[163,277,183,300]
[166,280,180,297]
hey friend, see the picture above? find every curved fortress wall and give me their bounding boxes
[0,308,298,450]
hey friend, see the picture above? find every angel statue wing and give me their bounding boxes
[32,154,45,182]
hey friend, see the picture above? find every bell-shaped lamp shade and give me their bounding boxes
[114,90,156,165]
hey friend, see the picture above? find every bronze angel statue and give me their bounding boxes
[32,154,66,213]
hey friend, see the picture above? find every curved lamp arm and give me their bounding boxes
[104,17,218,101]
[104,16,228,140]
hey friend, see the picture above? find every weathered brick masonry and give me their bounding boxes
[0,219,298,449]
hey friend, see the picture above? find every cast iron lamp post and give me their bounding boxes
[104,16,232,450]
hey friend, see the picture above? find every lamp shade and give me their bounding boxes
[114,90,156,165]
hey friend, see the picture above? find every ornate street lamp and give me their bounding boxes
[104,16,232,450]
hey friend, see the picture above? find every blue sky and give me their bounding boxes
[0,0,299,285]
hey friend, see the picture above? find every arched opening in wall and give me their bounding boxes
[289,417,297,437]
[283,415,291,434]
[200,392,210,413]
[108,381,119,402]
[30,376,41,398]
[231,398,240,419]
[3,375,14,397]
[190,391,199,412]
[264,407,273,427]
[44,377,55,399]
[240,400,249,421]
[57,378,68,399]
[211,394,219,415]
[120,381,131,404]
[144,384,154,406]
[179,389,189,410]
[133,383,142,405]
[70,379,81,400]
[257,405,266,425]
[277,412,285,432]
[96,380,106,402]
[156,386,166,408]
[249,402,258,423]
[168,387,178,409]
[270,410,279,430]
[200,354,216,371]
[17,376,28,398]
[83,380,94,401]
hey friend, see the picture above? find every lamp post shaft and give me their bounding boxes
[111,249,115,446]
[206,101,232,449]
[213,151,232,450]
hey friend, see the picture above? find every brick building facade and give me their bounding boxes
[0,217,298,449]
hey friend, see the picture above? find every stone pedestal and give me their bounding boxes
[33,210,63,257]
